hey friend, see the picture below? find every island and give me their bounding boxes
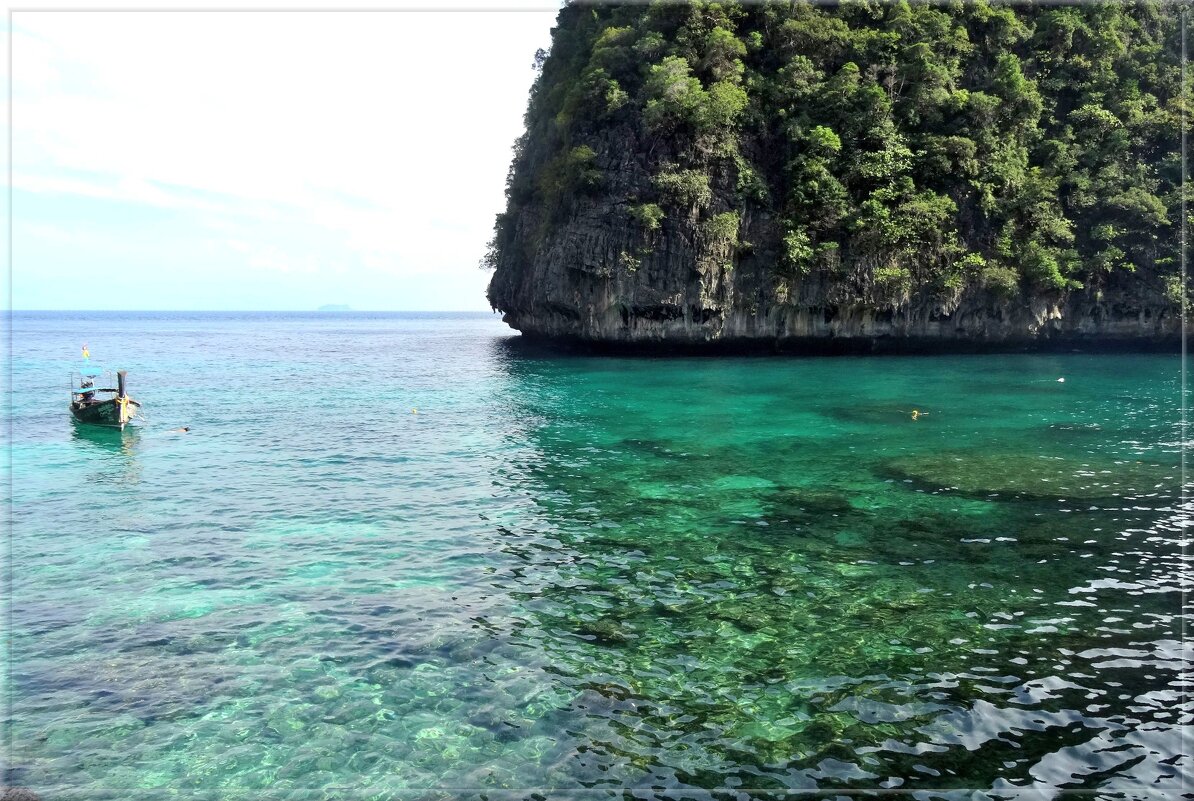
[485,1,1185,351]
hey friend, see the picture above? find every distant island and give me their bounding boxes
[485,1,1184,351]
[317,304,352,312]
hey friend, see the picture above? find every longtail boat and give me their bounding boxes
[70,365,141,429]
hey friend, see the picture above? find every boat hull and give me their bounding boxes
[69,396,138,429]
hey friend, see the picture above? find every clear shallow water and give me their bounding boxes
[6,311,1191,799]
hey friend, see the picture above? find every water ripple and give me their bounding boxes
[8,312,1190,796]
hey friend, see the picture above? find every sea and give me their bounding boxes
[6,311,1191,798]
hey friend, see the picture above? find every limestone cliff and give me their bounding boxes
[486,1,1186,351]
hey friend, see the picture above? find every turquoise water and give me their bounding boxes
[7,311,1191,798]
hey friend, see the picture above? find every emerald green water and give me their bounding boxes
[7,312,1190,798]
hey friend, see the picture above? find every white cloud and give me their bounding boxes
[11,7,559,309]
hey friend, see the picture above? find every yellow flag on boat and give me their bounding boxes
[81,344,90,360]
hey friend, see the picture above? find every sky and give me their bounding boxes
[10,5,561,311]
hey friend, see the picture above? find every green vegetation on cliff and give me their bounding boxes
[485,0,1186,312]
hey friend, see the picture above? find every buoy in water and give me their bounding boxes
[412,408,418,414]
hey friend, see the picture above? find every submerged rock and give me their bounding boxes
[781,487,854,515]
[1,790,42,801]
[575,618,633,644]
[885,452,1179,500]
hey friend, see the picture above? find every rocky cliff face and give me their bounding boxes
[488,204,1180,351]
[486,2,1186,351]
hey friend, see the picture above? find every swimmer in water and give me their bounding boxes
[170,427,191,433]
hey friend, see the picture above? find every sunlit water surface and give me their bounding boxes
[7,311,1191,799]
